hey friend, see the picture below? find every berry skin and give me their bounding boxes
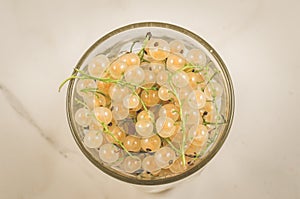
[142,155,160,173]
[105,126,126,144]
[75,108,91,127]
[120,53,140,69]
[154,146,176,168]
[123,135,141,152]
[188,90,206,109]
[166,54,186,71]
[188,124,208,147]
[94,107,112,124]
[83,130,103,148]
[135,120,154,137]
[137,110,154,122]
[158,86,173,101]
[141,90,160,107]
[159,104,179,121]
[187,72,204,89]
[169,40,185,55]
[99,143,121,163]
[156,117,176,138]
[186,49,207,66]
[147,38,170,61]
[141,134,161,152]
[123,156,142,173]
[88,54,109,77]
[109,60,128,79]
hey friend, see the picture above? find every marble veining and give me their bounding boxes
[0,83,69,159]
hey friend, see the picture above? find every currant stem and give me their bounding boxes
[133,90,148,112]
[58,75,77,92]
[129,40,139,53]
[74,97,90,109]
[163,138,181,154]
[100,122,133,157]
[167,73,186,166]
[80,88,107,97]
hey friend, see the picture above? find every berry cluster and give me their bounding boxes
[63,34,226,179]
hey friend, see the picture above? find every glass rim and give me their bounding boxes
[66,22,235,185]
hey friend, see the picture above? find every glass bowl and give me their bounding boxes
[66,22,234,187]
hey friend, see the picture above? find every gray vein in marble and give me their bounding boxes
[0,83,112,188]
[0,83,69,158]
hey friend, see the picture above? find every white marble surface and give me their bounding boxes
[0,0,299,198]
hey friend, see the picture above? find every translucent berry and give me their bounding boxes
[137,110,154,121]
[188,90,206,109]
[158,86,173,101]
[185,142,201,156]
[169,157,188,174]
[140,90,160,107]
[76,79,97,97]
[147,38,170,61]
[172,71,189,88]
[88,54,109,77]
[96,80,111,95]
[94,107,112,124]
[105,126,126,144]
[159,104,179,121]
[188,124,208,147]
[83,130,103,148]
[178,86,193,101]
[123,135,141,152]
[154,146,176,168]
[142,155,160,173]
[169,40,185,55]
[204,82,223,100]
[188,72,204,89]
[135,120,154,137]
[89,118,104,131]
[130,101,142,111]
[166,54,186,71]
[200,102,215,116]
[84,94,106,109]
[109,84,130,102]
[141,134,161,152]
[203,111,219,123]
[156,117,176,138]
[186,49,207,66]
[111,103,129,121]
[143,70,156,88]
[125,66,145,85]
[75,108,91,126]
[123,156,142,173]
[99,143,121,163]
[123,94,140,109]
[109,60,128,79]
[156,70,170,86]
[149,62,165,74]
[120,53,140,68]
[182,105,202,126]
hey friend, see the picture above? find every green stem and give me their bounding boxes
[80,88,107,97]
[58,75,77,92]
[133,90,148,111]
[137,32,152,59]
[100,122,133,157]
[177,64,204,72]
[206,71,220,85]
[130,40,139,53]
[167,74,186,166]
[75,97,89,109]
[163,138,181,154]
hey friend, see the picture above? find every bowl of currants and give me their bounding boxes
[59,22,234,191]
